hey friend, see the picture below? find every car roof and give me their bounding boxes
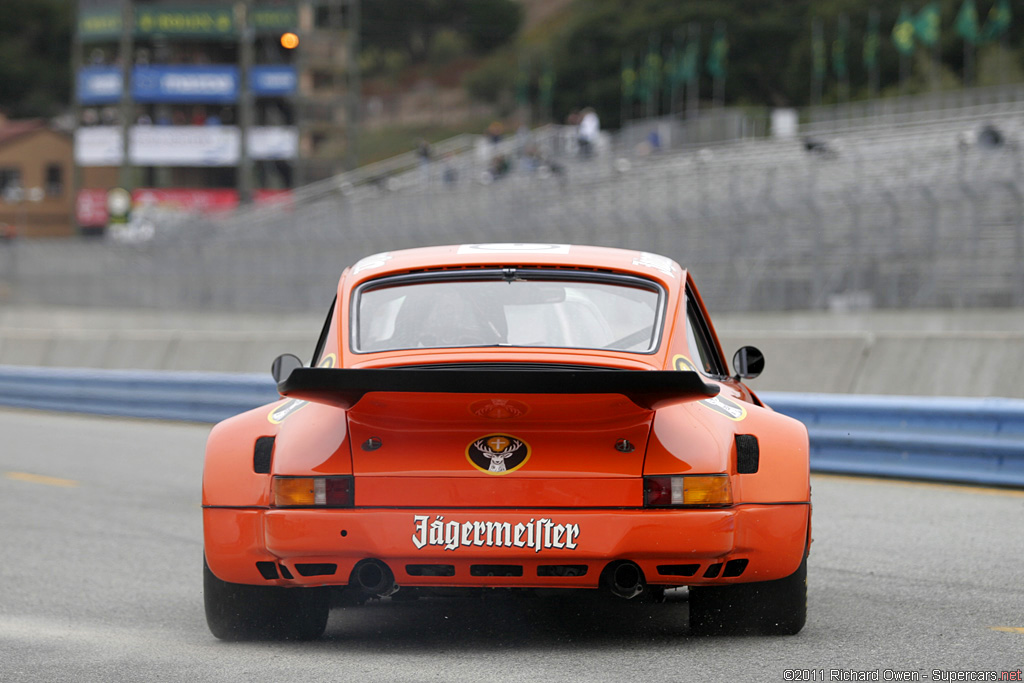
[345,244,685,287]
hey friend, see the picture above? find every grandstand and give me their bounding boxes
[3,87,1024,314]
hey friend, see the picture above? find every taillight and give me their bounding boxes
[272,476,354,508]
[644,475,732,507]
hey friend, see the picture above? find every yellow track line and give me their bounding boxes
[5,472,79,488]
[989,626,1024,634]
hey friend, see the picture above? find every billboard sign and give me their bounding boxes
[75,126,298,166]
[251,66,297,96]
[132,66,238,104]
[76,187,294,226]
[79,4,295,41]
[76,66,296,103]
[77,66,123,105]
[136,6,235,37]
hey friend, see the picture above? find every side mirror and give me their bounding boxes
[271,353,304,384]
[732,346,765,380]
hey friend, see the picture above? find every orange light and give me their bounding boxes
[280,32,299,49]
[683,476,733,506]
[644,475,732,507]
[273,477,316,506]
[272,476,354,507]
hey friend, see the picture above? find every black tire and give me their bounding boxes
[203,557,329,641]
[688,557,807,636]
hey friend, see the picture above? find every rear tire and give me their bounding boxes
[203,557,329,641]
[688,557,807,636]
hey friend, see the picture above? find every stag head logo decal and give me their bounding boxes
[466,434,530,475]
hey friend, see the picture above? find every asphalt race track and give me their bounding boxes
[1,409,1022,683]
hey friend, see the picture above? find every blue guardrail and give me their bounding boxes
[761,391,1024,488]
[0,366,1021,487]
[0,366,278,424]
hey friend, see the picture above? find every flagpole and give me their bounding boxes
[838,14,850,106]
[868,9,880,100]
[712,21,725,109]
[900,51,909,98]
[670,27,683,117]
[964,41,974,88]
[811,18,823,108]
[686,23,700,121]
[621,51,629,130]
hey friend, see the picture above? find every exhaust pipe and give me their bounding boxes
[602,560,646,600]
[350,559,398,598]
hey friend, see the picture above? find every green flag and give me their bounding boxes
[955,0,981,44]
[681,39,698,84]
[812,20,826,80]
[863,11,880,69]
[665,46,683,87]
[892,5,916,55]
[621,52,636,102]
[539,54,554,111]
[643,40,663,101]
[981,0,1012,42]
[515,54,529,107]
[706,24,728,79]
[915,2,941,46]
[832,17,848,80]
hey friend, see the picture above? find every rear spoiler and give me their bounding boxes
[278,368,719,411]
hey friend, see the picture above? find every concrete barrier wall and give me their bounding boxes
[1,307,1022,398]
[718,330,1024,399]
[0,328,315,375]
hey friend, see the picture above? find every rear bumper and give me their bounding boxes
[203,503,810,589]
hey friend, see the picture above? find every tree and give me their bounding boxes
[0,0,73,118]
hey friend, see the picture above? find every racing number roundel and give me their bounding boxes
[466,434,531,475]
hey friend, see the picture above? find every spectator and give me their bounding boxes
[977,124,1004,148]
[416,138,432,183]
[442,152,458,186]
[487,120,505,145]
[578,107,600,158]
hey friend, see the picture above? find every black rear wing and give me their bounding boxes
[278,367,718,411]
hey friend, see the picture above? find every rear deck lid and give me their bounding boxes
[279,367,718,507]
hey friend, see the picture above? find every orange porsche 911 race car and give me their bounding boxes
[202,243,810,640]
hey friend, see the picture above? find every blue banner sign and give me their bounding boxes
[250,66,297,96]
[78,66,124,105]
[133,65,239,104]
[77,66,297,104]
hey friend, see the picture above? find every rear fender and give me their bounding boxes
[202,404,281,507]
[731,405,810,504]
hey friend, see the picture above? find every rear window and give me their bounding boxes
[353,270,664,354]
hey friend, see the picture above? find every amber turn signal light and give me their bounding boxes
[272,476,353,507]
[644,475,732,507]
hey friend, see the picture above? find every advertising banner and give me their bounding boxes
[75,126,298,166]
[76,189,110,227]
[249,126,299,160]
[79,5,296,41]
[133,188,239,212]
[131,126,240,166]
[252,6,298,34]
[75,127,123,166]
[132,66,238,104]
[76,66,295,103]
[135,6,235,38]
[77,66,123,105]
[76,187,294,226]
[251,66,297,96]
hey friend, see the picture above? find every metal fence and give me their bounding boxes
[3,104,1024,314]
